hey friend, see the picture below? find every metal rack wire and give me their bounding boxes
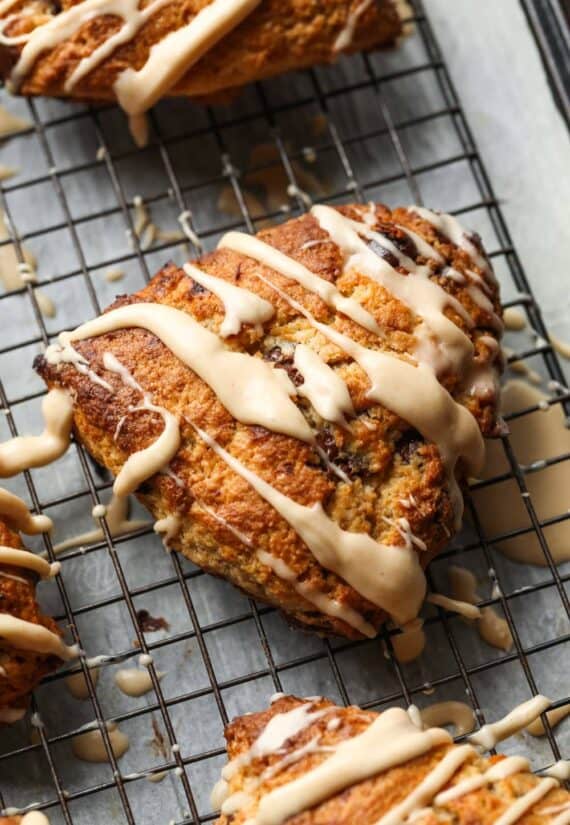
[0,1,568,823]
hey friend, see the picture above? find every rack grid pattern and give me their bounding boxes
[0,2,569,823]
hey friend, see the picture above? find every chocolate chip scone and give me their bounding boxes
[212,695,569,825]
[0,514,76,723]
[0,0,405,120]
[36,202,503,640]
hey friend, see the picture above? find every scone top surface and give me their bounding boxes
[36,202,502,639]
[0,0,403,110]
[214,695,569,825]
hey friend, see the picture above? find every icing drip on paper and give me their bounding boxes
[469,695,551,750]
[0,487,52,534]
[0,389,73,477]
[71,720,129,763]
[52,493,148,554]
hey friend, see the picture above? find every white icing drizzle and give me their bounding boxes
[545,762,570,781]
[293,343,355,428]
[247,261,483,523]
[391,619,426,664]
[114,667,161,697]
[527,703,570,737]
[247,708,451,825]
[469,695,551,750]
[448,565,513,652]
[0,487,52,534]
[375,744,475,825]
[46,304,313,444]
[71,720,129,763]
[20,814,50,825]
[114,0,261,115]
[426,592,481,620]
[5,0,260,117]
[0,546,58,580]
[183,262,274,338]
[333,0,374,51]
[153,513,182,550]
[312,206,475,375]
[419,701,475,737]
[102,352,181,497]
[192,424,425,626]
[495,778,558,825]
[435,755,530,804]
[219,231,384,336]
[52,493,148,554]
[0,614,78,660]
[410,207,495,283]
[65,665,99,700]
[0,389,74,477]
[257,549,375,638]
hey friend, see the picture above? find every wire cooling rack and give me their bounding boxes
[0,2,569,823]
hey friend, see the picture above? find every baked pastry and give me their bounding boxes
[0,516,76,723]
[0,0,405,120]
[36,201,503,639]
[212,695,570,825]
[0,815,49,824]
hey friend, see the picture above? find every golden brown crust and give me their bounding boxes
[1,0,404,105]
[217,696,570,825]
[36,202,502,639]
[0,519,62,716]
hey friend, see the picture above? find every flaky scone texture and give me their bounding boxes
[0,0,403,105]
[0,519,61,716]
[217,695,569,825]
[36,203,502,639]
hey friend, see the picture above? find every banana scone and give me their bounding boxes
[0,0,405,118]
[0,514,76,723]
[212,695,570,825]
[36,202,503,640]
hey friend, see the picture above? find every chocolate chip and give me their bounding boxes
[396,429,423,463]
[375,223,419,260]
[316,429,367,479]
[189,280,206,295]
[264,346,304,387]
[368,239,399,269]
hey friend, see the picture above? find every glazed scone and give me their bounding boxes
[36,202,503,640]
[0,517,74,722]
[212,695,570,825]
[0,1,405,117]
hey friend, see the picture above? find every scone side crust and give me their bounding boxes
[0,519,62,713]
[216,696,569,825]
[36,203,502,639]
[0,0,403,103]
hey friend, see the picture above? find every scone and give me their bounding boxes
[212,695,570,825]
[36,202,503,639]
[0,0,405,117]
[0,516,75,722]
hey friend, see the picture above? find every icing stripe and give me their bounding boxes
[46,303,313,445]
[0,389,73,477]
[191,424,425,626]
[0,487,52,534]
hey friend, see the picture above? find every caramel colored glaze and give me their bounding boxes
[216,696,570,825]
[0,0,402,105]
[36,204,502,640]
[0,519,61,716]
